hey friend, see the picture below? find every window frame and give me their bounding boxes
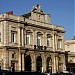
[11,31,16,43]
[37,35,41,46]
[47,35,52,47]
[57,39,62,49]
[26,34,30,45]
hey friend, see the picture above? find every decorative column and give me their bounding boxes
[22,28,24,46]
[22,53,24,71]
[42,54,46,73]
[54,32,57,50]
[42,32,46,46]
[33,30,37,45]
[44,33,47,46]
[18,27,21,46]
[55,56,58,72]
[1,21,4,45]
[52,54,56,73]
[4,21,9,45]
[3,47,8,70]
[18,49,21,71]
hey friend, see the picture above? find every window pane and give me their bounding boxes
[57,40,61,49]
[26,34,30,45]
[11,32,15,42]
[47,37,51,47]
[37,36,40,46]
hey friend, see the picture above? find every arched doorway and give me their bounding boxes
[36,56,42,72]
[25,55,31,71]
[47,57,52,73]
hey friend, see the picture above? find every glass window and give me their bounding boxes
[11,31,16,43]
[37,35,41,46]
[57,39,62,49]
[0,33,1,42]
[26,34,30,45]
[47,37,51,47]
[11,32,15,42]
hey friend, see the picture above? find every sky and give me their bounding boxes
[0,0,74,40]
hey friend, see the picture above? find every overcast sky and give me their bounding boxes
[0,0,74,40]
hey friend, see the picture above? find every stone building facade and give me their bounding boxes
[0,4,65,73]
[65,36,75,73]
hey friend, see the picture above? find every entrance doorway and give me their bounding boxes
[25,55,31,71]
[36,56,42,72]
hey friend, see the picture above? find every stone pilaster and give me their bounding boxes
[4,21,9,45]
[22,53,24,71]
[33,30,37,45]
[18,27,21,46]
[31,54,36,71]
[18,49,21,71]
[1,21,4,45]
[3,47,9,70]
[42,54,46,73]
[22,28,24,46]
[52,55,56,73]
[55,56,58,72]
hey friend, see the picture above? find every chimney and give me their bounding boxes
[6,11,13,15]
